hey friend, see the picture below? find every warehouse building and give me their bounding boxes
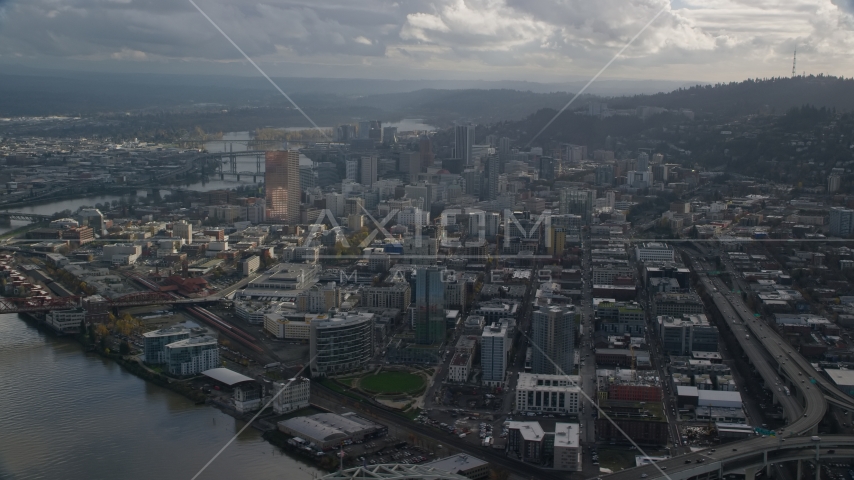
[697,390,742,409]
[277,412,386,450]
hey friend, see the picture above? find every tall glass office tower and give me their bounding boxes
[415,266,445,345]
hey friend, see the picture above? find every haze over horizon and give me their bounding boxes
[1,0,853,85]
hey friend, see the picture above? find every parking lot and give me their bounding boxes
[344,439,434,467]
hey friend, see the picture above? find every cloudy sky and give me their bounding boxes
[1,0,853,82]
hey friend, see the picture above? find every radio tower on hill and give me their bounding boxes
[792,49,797,78]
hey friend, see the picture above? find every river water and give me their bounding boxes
[0,314,322,480]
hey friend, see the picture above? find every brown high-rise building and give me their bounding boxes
[265,150,300,224]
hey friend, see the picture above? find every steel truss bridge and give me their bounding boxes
[0,291,215,314]
[0,212,52,224]
[211,150,270,176]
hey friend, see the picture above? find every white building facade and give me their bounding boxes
[515,373,581,415]
[481,322,509,386]
[272,377,311,414]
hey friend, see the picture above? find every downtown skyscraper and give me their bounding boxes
[454,124,475,166]
[415,266,446,346]
[265,150,300,224]
[531,305,578,375]
[481,155,499,201]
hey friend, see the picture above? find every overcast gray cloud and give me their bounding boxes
[0,0,853,81]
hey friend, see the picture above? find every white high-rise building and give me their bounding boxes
[481,321,509,386]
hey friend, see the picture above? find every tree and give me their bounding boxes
[119,341,131,355]
[95,323,109,338]
[489,468,510,480]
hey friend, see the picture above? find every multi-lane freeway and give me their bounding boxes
[599,246,854,479]
[601,435,854,480]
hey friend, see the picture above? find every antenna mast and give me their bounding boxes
[792,49,797,78]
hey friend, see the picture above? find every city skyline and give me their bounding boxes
[5,2,854,478]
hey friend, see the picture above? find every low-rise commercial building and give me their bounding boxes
[423,453,489,480]
[102,243,142,265]
[448,352,472,383]
[596,301,644,335]
[45,307,86,334]
[652,292,704,317]
[264,312,316,340]
[595,400,668,445]
[697,390,742,409]
[656,314,719,355]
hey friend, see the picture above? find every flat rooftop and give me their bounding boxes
[507,421,545,441]
[553,423,580,448]
[825,368,854,388]
[423,453,488,474]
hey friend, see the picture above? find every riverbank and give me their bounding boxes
[15,312,211,404]
[0,221,48,240]
[10,311,363,474]
[0,312,323,480]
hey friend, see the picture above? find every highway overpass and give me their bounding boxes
[599,247,854,479]
[600,435,854,480]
